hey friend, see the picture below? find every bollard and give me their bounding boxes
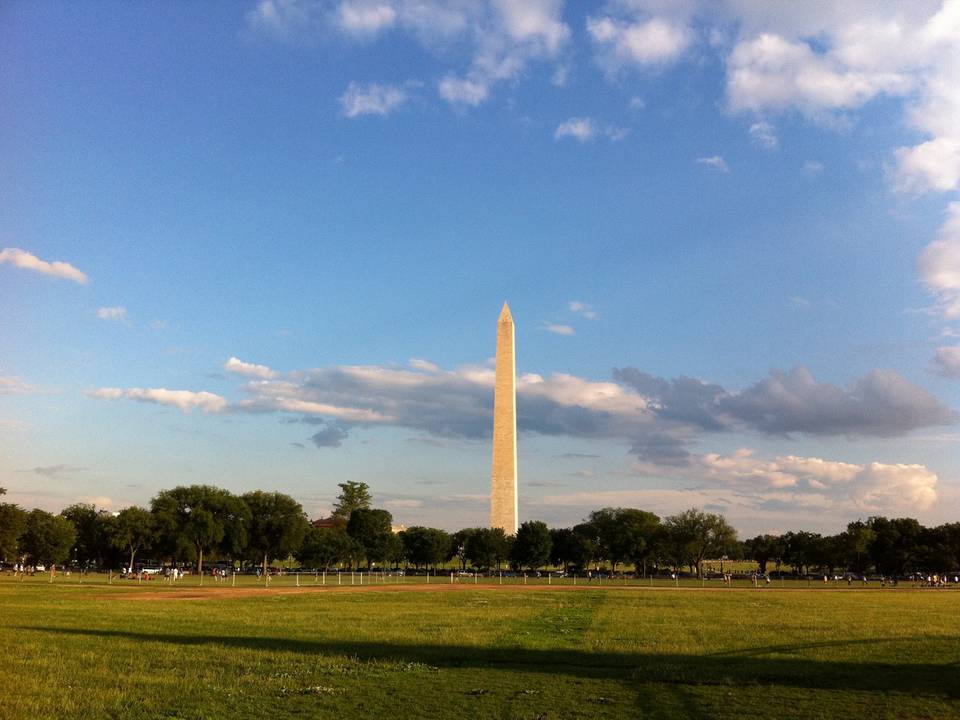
[450,572,453,584]
[499,572,502,585]
[524,574,527,585]
[296,573,300,588]
[549,574,551,586]
[323,571,326,586]
[232,571,236,588]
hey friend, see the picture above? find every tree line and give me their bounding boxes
[1,484,958,576]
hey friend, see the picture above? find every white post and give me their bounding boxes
[549,574,551,585]
[499,572,502,585]
[296,573,300,588]
[232,571,236,587]
[523,574,527,585]
[322,571,326,586]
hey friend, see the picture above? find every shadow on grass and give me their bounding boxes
[20,627,960,699]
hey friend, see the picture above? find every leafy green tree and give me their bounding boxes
[661,509,738,578]
[242,491,310,577]
[111,506,156,573]
[550,526,595,571]
[869,517,922,575]
[400,526,452,570]
[781,531,823,576]
[450,528,478,571]
[346,508,394,569]
[841,520,875,574]
[60,503,115,568]
[0,499,27,562]
[332,482,372,520]
[584,508,660,573]
[21,509,76,566]
[744,534,779,574]
[151,485,250,575]
[511,520,552,571]
[464,527,510,571]
[296,526,351,569]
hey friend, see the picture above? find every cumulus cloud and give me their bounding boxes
[88,387,227,414]
[249,0,569,107]
[0,375,47,395]
[0,247,88,284]
[336,1,397,36]
[97,306,128,322]
[697,155,730,172]
[554,117,597,142]
[309,422,349,448]
[409,358,439,372]
[212,359,954,467]
[634,448,939,516]
[544,323,575,336]
[918,202,960,319]
[587,13,693,72]
[933,346,960,377]
[224,356,277,379]
[554,118,627,143]
[569,301,597,319]
[803,160,825,175]
[749,120,778,149]
[340,81,409,117]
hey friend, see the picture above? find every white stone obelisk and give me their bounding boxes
[490,302,518,535]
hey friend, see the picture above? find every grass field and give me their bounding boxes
[2,574,958,719]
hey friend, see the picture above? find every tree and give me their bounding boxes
[346,508,394,568]
[511,520,552,571]
[584,508,660,573]
[661,509,738,579]
[450,528,478,571]
[242,491,310,577]
[332,482,372,520]
[61,503,114,568]
[465,527,510,571]
[869,517,922,576]
[21,509,76,567]
[297,526,351,569]
[744,534,779,574]
[111,506,156,573]
[151,485,250,576]
[0,500,27,562]
[550,526,595,572]
[400,527,452,570]
[781,531,823,576]
[841,520,875,574]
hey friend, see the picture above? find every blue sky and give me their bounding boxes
[3,0,960,535]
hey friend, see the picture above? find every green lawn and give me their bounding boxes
[2,574,958,719]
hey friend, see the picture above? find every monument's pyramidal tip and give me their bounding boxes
[499,301,513,322]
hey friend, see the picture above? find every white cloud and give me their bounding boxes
[569,300,597,319]
[917,201,960,319]
[336,1,397,36]
[636,448,939,516]
[554,118,627,143]
[253,1,570,108]
[0,375,55,395]
[97,306,128,322]
[340,81,409,117]
[933,345,960,378]
[749,120,778,149]
[587,14,693,71]
[697,155,730,172]
[438,76,489,106]
[409,358,439,372]
[544,323,575,336]
[88,387,227,414]
[554,117,596,142]
[727,33,913,116]
[0,247,89,284]
[224,356,277,379]
[803,160,825,175]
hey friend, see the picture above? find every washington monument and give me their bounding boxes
[490,302,518,535]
